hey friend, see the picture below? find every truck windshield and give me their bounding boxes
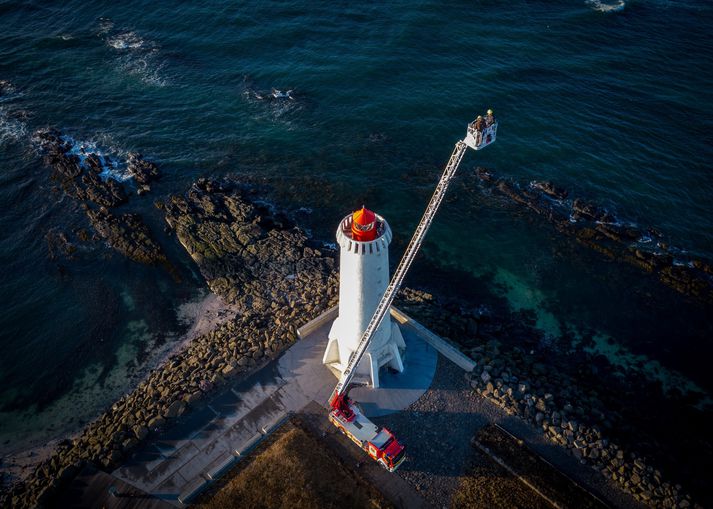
[390,447,405,467]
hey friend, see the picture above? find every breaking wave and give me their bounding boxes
[106,31,146,50]
[586,0,626,12]
[60,134,133,182]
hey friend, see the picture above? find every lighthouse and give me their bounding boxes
[322,206,406,388]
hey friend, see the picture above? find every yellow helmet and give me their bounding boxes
[487,109,493,115]
[477,115,482,119]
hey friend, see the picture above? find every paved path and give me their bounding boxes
[111,311,437,505]
[53,468,174,509]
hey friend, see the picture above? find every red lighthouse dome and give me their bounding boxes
[351,206,377,241]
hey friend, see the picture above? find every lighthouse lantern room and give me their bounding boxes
[322,206,406,388]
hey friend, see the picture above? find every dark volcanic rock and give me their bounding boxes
[572,198,604,221]
[33,128,171,267]
[86,207,167,265]
[81,170,127,207]
[35,128,127,207]
[127,152,160,186]
[531,180,568,200]
[163,178,338,313]
[52,152,82,179]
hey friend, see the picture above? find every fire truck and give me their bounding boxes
[327,112,499,471]
[329,394,405,472]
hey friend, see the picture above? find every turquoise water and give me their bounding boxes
[1,0,712,452]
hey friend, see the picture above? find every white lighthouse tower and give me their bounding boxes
[322,207,406,388]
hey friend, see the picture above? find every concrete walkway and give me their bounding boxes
[110,308,438,505]
[54,467,174,509]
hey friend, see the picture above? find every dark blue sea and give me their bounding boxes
[1,0,712,458]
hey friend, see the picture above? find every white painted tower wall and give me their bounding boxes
[322,213,405,387]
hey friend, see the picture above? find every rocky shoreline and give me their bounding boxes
[474,168,713,307]
[160,177,338,316]
[1,175,709,508]
[395,289,706,509]
[33,128,170,270]
[0,292,234,489]
[466,344,689,508]
[1,178,338,508]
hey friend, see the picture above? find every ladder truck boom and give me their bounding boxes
[330,140,468,402]
[328,113,498,472]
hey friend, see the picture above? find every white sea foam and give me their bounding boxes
[0,107,28,146]
[0,79,17,97]
[106,31,145,50]
[60,135,133,182]
[241,81,303,126]
[99,21,169,87]
[116,52,169,87]
[97,17,114,36]
[586,0,626,13]
[0,82,28,145]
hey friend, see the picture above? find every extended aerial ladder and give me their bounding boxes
[327,114,498,471]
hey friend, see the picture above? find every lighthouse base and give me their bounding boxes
[322,320,406,389]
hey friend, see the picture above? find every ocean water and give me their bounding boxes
[1,0,712,454]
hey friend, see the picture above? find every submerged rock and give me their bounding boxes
[45,230,77,260]
[531,180,568,200]
[475,168,713,306]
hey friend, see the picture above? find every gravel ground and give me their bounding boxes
[373,355,496,508]
[373,354,645,509]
